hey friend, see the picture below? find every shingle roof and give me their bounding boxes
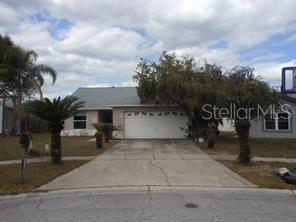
[72,87,140,109]
[280,93,296,102]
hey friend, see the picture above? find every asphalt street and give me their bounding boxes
[1,188,295,222]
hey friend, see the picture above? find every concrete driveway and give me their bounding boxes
[40,140,254,190]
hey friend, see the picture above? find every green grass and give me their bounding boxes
[0,133,117,161]
[199,132,296,158]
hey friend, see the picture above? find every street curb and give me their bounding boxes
[0,156,94,166]
[1,186,295,201]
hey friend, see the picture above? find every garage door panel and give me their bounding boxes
[124,111,187,139]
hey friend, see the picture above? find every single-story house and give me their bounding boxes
[62,87,296,139]
[63,68,296,139]
[62,87,188,139]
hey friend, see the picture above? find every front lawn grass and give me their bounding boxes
[0,133,117,161]
[0,161,87,195]
[199,132,296,158]
[221,160,296,189]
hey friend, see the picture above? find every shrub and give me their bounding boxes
[93,123,115,142]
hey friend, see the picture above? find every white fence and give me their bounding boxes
[61,129,96,136]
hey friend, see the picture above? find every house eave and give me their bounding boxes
[109,104,181,108]
[280,93,296,103]
[78,107,113,110]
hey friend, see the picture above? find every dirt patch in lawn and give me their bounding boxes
[0,161,87,195]
[221,160,296,189]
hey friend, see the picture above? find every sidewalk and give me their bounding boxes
[211,153,296,163]
[2,153,295,166]
[0,156,94,166]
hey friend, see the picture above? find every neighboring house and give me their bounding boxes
[0,97,13,135]
[249,93,296,138]
[62,87,188,139]
[250,67,296,138]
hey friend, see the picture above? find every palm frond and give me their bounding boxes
[25,96,85,125]
[34,64,57,84]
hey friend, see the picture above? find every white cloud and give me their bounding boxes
[57,25,148,60]
[254,60,296,82]
[173,46,239,67]
[285,33,296,43]
[87,80,137,88]
[0,0,295,99]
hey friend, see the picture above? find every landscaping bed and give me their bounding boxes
[199,132,296,158]
[0,133,117,161]
[0,161,87,195]
[221,160,296,189]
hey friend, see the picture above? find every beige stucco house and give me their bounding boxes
[62,87,188,139]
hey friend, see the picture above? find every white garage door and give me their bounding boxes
[124,111,188,139]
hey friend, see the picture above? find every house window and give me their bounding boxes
[74,112,86,129]
[278,113,290,130]
[264,112,290,131]
[264,114,276,130]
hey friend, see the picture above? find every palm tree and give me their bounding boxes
[23,50,57,100]
[224,67,279,163]
[0,34,57,134]
[14,50,57,134]
[25,96,85,164]
[32,64,56,100]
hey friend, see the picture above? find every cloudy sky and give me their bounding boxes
[1,0,295,98]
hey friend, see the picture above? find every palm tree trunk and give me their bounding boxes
[50,126,63,164]
[16,90,22,135]
[34,80,43,100]
[235,119,251,164]
[38,87,43,101]
[12,96,17,134]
